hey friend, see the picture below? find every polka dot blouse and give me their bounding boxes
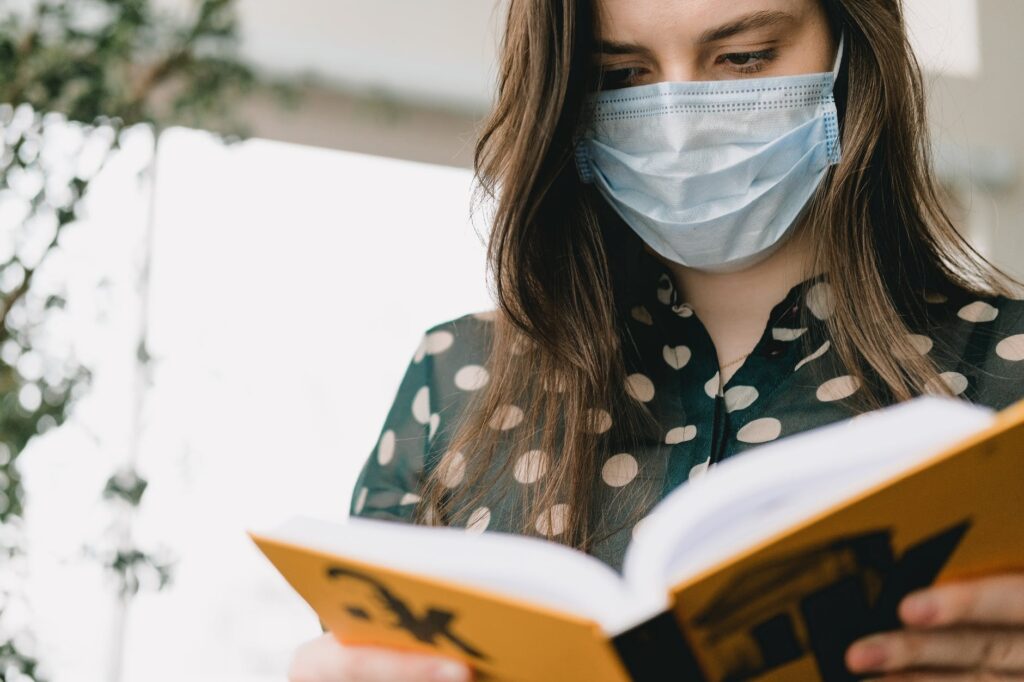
[349,245,1024,571]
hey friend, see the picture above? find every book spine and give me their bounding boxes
[611,611,707,682]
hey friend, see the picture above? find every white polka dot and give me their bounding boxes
[806,282,836,320]
[376,430,396,465]
[399,493,421,505]
[925,371,969,396]
[413,336,428,363]
[472,309,497,321]
[942,372,966,393]
[454,364,490,391]
[663,344,692,370]
[657,274,674,305]
[353,486,368,514]
[438,450,466,488]
[665,425,697,444]
[772,327,807,342]
[424,330,454,355]
[996,334,1024,361]
[672,303,694,318]
[724,385,758,412]
[958,301,999,323]
[535,503,570,536]
[737,418,782,444]
[891,334,933,358]
[631,306,653,326]
[412,386,431,424]
[688,457,710,480]
[795,340,831,372]
[513,449,549,484]
[428,413,440,439]
[488,404,524,430]
[704,371,721,398]
[466,507,491,534]
[816,375,861,402]
[924,291,948,304]
[910,334,934,355]
[625,373,655,402]
[601,453,639,487]
[585,408,613,434]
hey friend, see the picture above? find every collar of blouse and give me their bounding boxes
[617,244,836,397]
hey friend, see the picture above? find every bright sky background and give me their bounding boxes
[153,0,983,113]
[19,127,491,681]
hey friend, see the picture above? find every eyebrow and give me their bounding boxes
[595,10,797,55]
[698,9,796,44]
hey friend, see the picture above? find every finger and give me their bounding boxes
[900,574,1024,627]
[289,634,349,682]
[339,644,472,682]
[288,635,471,682]
[866,672,1024,681]
[846,628,1024,674]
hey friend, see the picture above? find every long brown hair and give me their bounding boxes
[414,0,1023,551]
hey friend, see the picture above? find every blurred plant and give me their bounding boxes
[0,1,289,679]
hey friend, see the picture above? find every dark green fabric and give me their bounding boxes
[348,246,1024,572]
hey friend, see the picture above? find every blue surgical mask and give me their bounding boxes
[574,36,845,271]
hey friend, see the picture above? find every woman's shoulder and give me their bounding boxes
[413,309,497,387]
[348,308,498,520]
[409,308,498,413]
[929,288,1024,410]
[940,288,1024,342]
[416,308,497,363]
[369,308,498,437]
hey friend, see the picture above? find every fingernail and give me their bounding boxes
[902,592,938,624]
[847,641,887,672]
[431,660,470,682]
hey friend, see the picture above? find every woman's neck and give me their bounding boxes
[647,228,819,385]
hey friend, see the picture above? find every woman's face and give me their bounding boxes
[593,0,836,89]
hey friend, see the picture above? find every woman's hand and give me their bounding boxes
[845,572,1024,679]
[288,633,472,682]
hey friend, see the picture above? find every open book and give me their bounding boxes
[251,395,1024,682]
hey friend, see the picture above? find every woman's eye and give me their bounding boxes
[716,49,777,74]
[598,66,645,90]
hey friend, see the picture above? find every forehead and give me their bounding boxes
[594,0,811,38]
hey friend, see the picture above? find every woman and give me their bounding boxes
[290,0,1024,680]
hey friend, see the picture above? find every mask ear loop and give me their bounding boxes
[572,96,599,184]
[831,31,846,81]
[825,31,846,165]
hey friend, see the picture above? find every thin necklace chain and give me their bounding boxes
[719,350,753,372]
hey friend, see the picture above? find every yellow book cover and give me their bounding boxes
[250,395,1024,682]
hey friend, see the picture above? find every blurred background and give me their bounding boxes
[0,0,1020,681]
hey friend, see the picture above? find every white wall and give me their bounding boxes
[210,0,983,114]
[925,0,1024,276]
[904,0,981,78]
[20,127,493,681]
